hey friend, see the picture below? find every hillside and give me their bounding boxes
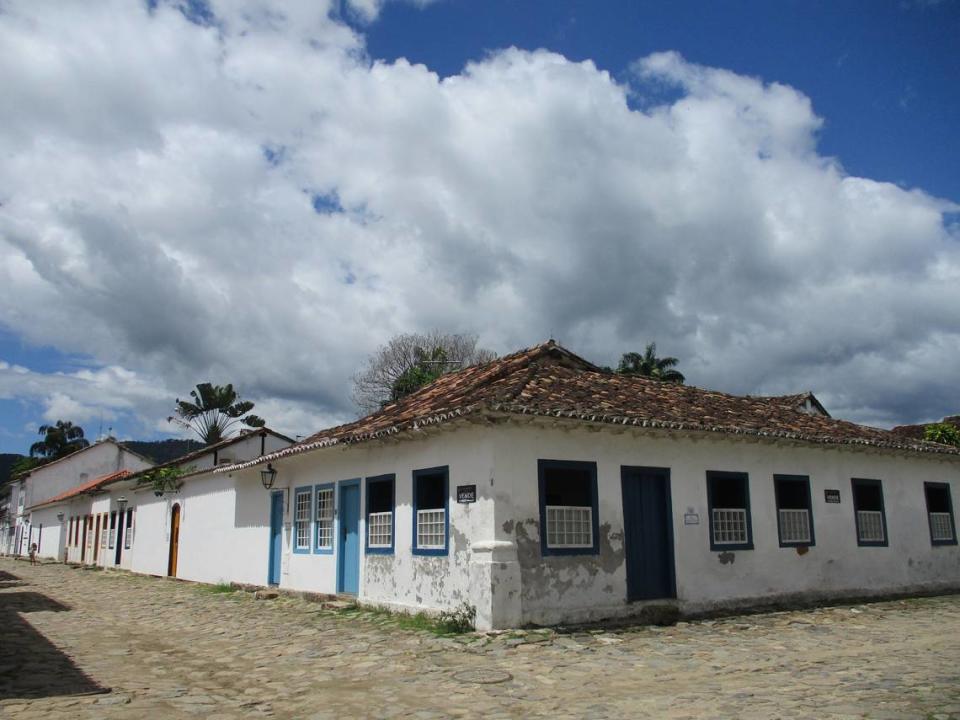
[123,439,205,464]
[0,453,25,485]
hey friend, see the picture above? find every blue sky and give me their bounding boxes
[362,0,959,201]
[0,0,958,455]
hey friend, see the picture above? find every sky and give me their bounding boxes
[0,0,958,454]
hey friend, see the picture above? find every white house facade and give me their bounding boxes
[23,342,960,632]
[13,440,153,560]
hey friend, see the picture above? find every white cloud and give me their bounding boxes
[0,0,957,440]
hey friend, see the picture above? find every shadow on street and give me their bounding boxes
[0,571,108,700]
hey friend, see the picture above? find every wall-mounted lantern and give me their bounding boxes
[57,512,65,522]
[117,496,128,514]
[260,463,278,490]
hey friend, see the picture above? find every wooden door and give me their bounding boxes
[80,516,88,563]
[93,515,101,562]
[337,482,361,595]
[621,466,676,601]
[167,504,181,577]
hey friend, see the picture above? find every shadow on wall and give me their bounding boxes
[0,573,108,700]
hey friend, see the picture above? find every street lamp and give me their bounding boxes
[260,463,277,490]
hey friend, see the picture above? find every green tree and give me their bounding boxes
[168,383,265,445]
[29,420,90,461]
[353,331,496,412]
[924,422,960,448]
[388,347,449,404]
[616,343,685,383]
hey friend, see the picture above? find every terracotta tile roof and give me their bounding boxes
[221,341,959,472]
[891,415,960,441]
[28,470,133,510]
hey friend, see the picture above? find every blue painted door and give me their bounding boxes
[338,483,360,594]
[268,491,283,585]
[621,467,676,601]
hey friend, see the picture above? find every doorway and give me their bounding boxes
[167,504,181,577]
[337,481,360,595]
[268,491,283,585]
[621,466,676,601]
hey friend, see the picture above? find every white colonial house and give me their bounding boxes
[28,428,293,572]
[22,342,960,631]
[12,439,153,560]
[59,341,955,632]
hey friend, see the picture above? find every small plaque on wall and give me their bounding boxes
[456,485,477,504]
[824,489,841,504]
[683,513,700,525]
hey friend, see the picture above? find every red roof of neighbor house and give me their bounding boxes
[28,470,132,510]
[221,340,959,472]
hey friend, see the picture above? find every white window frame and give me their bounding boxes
[416,509,445,550]
[545,505,593,549]
[293,488,312,552]
[367,511,393,549]
[711,508,749,546]
[778,508,812,544]
[856,510,885,543]
[315,486,334,551]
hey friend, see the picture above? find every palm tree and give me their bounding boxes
[168,383,266,445]
[29,420,91,460]
[616,343,685,383]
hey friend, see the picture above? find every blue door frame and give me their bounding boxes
[268,491,284,586]
[621,466,677,602]
[337,480,361,595]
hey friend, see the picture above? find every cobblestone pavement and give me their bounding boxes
[2,559,959,719]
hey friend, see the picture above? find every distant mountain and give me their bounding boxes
[0,453,26,485]
[123,439,205,465]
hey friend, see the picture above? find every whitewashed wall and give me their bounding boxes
[26,443,151,508]
[491,422,960,626]
[272,426,495,613]
[30,505,64,560]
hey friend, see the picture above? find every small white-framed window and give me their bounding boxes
[100,515,108,549]
[852,478,887,547]
[707,471,753,550]
[315,486,334,552]
[124,509,134,549]
[774,475,814,547]
[413,467,448,555]
[538,460,599,556]
[545,506,593,548]
[416,509,445,549]
[924,482,956,546]
[108,511,117,549]
[294,487,312,553]
[366,474,395,554]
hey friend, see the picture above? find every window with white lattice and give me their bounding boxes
[707,471,753,550]
[413,467,448,555]
[774,475,814,547]
[366,474,394,553]
[124,509,134,549]
[314,485,334,552]
[852,478,887,547]
[538,460,599,555]
[108,511,117,549]
[293,487,312,553]
[924,482,956,546]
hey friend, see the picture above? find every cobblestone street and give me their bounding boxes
[1,558,959,719]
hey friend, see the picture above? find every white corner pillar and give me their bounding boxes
[469,539,522,631]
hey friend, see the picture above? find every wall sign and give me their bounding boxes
[683,512,700,525]
[824,489,841,504]
[456,485,477,504]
